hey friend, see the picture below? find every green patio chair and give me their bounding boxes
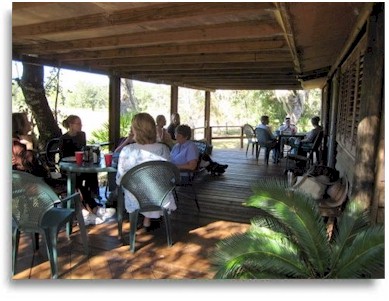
[117,160,181,253]
[12,170,89,279]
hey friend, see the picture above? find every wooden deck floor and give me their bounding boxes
[12,147,287,280]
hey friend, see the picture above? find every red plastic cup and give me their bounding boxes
[104,153,113,167]
[75,151,84,166]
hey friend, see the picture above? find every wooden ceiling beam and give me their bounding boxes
[122,69,296,76]
[274,2,301,74]
[41,39,288,61]
[130,74,297,81]
[140,80,302,91]
[110,62,295,72]
[13,2,275,37]
[63,52,293,67]
[13,20,283,53]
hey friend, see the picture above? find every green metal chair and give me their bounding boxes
[117,160,181,253]
[12,170,89,279]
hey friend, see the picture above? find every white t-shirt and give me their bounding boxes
[116,143,176,217]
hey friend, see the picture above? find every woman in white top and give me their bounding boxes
[116,112,176,228]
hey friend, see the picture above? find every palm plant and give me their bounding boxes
[89,112,136,151]
[211,178,384,279]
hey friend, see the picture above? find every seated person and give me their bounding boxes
[167,112,181,140]
[115,112,175,230]
[12,112,38,151]
[170,124,199,176]
[255,115,280,163]
[278,116,297,134]
[156,114,175,149]
[289,116,323,155]
[170,124,228,176]
[59,115,115,225]
[12,138,48,178]
[277,117,298,158]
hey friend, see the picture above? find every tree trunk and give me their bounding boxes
[20,63,62,150]
[120,78,139,113]
[276,90,306,124]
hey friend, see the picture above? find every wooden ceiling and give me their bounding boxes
[12,2,373,91]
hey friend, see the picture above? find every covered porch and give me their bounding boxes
[10,2,385,283]
[12,3,385,223]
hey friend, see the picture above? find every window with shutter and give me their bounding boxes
[336,35,366,157]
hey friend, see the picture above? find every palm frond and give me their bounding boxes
[212,179,384,279]
[212,227,314,279]
[330,225,385,278]
[245,177,331,275]
[251,215,294,238]
[330,201,374,270]
[335,201,372,242]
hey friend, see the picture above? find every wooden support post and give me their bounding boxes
[204,91,211,144]
[109,75,121,149]
[170,85,178,116]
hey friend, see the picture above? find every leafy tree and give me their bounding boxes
[44,67,67,123]
[12,63,27,112]
[211,178,384,279]
[66,81,108,110]
[253,90,284,126]
[132,81,170,119]
[178,87,205,129]
[210,90,283,129]
[12,60,321,150]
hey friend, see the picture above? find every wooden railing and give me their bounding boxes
[192,125,245,148]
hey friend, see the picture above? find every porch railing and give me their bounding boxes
[192,125,245,148]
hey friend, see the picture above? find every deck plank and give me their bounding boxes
[12,148,286,279]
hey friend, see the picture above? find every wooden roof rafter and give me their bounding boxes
[12,2,370,90]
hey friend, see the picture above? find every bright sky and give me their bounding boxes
[59,68,109,88]
[12,61,110,89]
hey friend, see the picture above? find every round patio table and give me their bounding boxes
[60,158,117,234]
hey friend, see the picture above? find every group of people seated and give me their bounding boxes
[12,110,228,229]
[12,112,116,226]
[254,115,323,163]
[13,109,323,230]
[114,112,228,230]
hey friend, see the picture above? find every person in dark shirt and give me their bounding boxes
[59,115,115,225]
[12,138,48,178]
[167,112,180,140]
[289,116,323,155]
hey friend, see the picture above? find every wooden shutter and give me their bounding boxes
[336,35,366,156]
